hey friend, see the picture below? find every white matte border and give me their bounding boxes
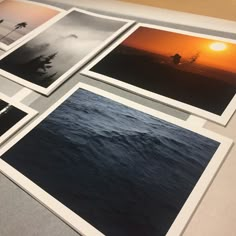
[0,82,233,236]
[0,92,37,145]
[81,23,236,126]
[0,0,64,51]
[0,7,135,95]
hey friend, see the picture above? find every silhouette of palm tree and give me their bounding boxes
[15,22,27,29]
[0,22,28,42]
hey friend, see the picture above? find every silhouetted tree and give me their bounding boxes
[48,53,58,60]
[0,21,28,42]
[22,51,59,86]
[25,52,58,74]
[24,55,44,74]
[15,22,27,29]
[171,53,182,65]
[42,53,58,70]
[189,52,200,64]
[42,53,58,72]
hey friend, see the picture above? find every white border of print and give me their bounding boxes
[0,92,37,145]
[81,23,236,126]
[0,8,134,95]
[0,0,64,51]
[0,82,233,236]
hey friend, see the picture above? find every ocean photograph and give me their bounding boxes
[2,88,220,236]
[0,99,26,136]
[90,26,236,115]
[0,0,59,46]
[0,9,127,90]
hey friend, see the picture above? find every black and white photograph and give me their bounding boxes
[0,8,134,95]
[0,93,37,145]
[81,23,236,125]
[0,84,232,236]
[0,0,62,51]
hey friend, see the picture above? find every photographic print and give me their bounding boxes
[81,23,236,125]
[0,0,63,51]
[0,83,232,236]
[0,8,134,95]
[0,93,37,145]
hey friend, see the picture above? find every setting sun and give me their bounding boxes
[209,42,227,51]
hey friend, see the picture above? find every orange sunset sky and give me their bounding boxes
[0,0,59,29]
[123,27,236,73]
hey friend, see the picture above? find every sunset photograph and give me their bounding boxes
[0,0,60,48]
[90,25,236,116]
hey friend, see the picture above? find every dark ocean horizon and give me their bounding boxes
[2,89,219,236]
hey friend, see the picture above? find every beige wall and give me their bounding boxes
[121,0,236,21]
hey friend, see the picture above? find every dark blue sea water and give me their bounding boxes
[2,89,219,236]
